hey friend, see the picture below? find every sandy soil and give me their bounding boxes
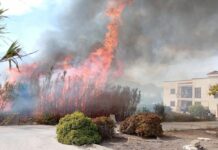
[0,122,217,150]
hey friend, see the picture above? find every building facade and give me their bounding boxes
[163,71,218,117]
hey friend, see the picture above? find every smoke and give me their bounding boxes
[38,0,107,67]
[119,0,218,64]
[36,0,218,105]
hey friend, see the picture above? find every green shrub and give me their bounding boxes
[56,112,101,146]
[93,116,115,139]
[120,113,163,138]
[209,84,218,96]
[165,112,200,122]
[188,104,215,121]
[141,106,150,113]
[153,104,166,120]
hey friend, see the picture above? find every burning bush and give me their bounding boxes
[34,112,61,125]
[35,84,141,123]
[56,111,101,146]
[85,85,141,121]
[0,80,140,125]
[0,82,16,111]
[0,0,135,126]
[0,112,34,125]
[93,116,115,139]
[120,113,163,138]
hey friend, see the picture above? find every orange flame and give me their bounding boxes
[6,0,131,113]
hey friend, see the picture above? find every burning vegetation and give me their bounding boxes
[0,0,140,124]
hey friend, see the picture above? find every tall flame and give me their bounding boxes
[6,0,131,114]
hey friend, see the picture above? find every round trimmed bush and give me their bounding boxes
[120,113,163,138]
[56,112,101,146]
[93,116,115,139]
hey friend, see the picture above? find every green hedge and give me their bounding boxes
[56,112,101,146]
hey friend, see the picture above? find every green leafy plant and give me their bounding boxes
[0,8,7,35]
[165,112,200,122]
[56,112,101,146]
[209,84,218,96]
[0,8,23,71]
[141,106,150,113]
[1,41,22,71]
[120,113,163,138]
[153,104,166,120]
[93,116,115,139]
[188,104,215,121]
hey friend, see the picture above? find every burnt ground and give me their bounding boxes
[101,129,218,150]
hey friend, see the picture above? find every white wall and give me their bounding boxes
[163,76,218,117]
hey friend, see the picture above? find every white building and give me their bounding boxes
[163,71,218,117]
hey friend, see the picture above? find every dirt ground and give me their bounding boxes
[102,129,218,150]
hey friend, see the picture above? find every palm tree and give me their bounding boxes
[0,9,6,35]
[0,8,22,71]
[0,8,37,71]
[1,41,22,71]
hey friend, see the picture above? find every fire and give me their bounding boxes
[5,0,131,114]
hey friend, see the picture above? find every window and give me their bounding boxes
[181,86,192,98]
[195,88,201,98]
[170,89,175,94]
[170,101,175,107]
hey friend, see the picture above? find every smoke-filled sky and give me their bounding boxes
[0,0,218,105]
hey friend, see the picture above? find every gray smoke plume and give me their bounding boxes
[37,0,218,105]
[119,0,218,64]
[38,0,107,67]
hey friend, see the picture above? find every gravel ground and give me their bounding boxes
[0,122,217,150]
[102,129,218,150]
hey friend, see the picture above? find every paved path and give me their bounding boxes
[0,122,218,150]
[0,125,111,150]
[162,121,218,131]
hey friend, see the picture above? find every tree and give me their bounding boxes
[0,8,22,71]
[1,41,22,71]
[0,9,6,34]
[0,8,37,71]
[209,84,218,96]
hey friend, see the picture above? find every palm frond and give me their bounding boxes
[0,9,7,18]
[0,8,7,35]
[2,41,22,59]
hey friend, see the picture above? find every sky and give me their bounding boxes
[0,0,218,105]
[0,0,63,77]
